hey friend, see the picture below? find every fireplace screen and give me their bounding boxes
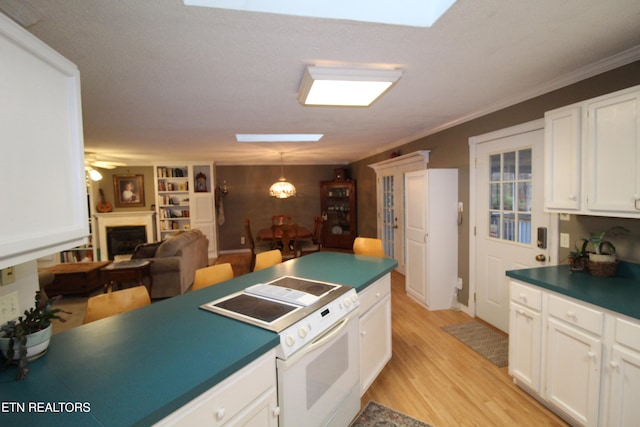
[106,226,146,259]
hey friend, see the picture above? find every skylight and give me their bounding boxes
[183,0,456,28]
[236,134,323,143]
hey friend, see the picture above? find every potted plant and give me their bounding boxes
[0,291,69,380]
[575,226,630,277]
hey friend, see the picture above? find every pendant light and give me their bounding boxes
[269,153,296,199]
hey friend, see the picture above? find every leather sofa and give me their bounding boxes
[133,229,209,298]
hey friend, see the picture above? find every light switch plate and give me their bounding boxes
[0,291,20,325]
[1,267,15,285]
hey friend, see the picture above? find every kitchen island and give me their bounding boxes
[0,252,397,426]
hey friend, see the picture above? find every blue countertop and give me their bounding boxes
[506,261,640,320]
[0,252,397,426]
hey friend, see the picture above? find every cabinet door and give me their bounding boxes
[509,302,542,393]
[606,345,640,427]
[546,317,602,426]
[544,105,582,211]
[586,89,640,215]
[359,294,391,396]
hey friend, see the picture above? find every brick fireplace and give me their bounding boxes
[94,212,157,260]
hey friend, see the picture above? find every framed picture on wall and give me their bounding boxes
[113,174,145,207]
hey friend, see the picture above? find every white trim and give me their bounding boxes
[356,45,640,164]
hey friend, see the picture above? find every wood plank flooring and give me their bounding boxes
[362,270,567,427]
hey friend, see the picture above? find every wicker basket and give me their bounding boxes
[587,260,618,277]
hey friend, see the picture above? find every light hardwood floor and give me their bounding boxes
[362,270,567,427]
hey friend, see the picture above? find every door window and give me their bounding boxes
[489,148,532,244]
[381,175,394,258]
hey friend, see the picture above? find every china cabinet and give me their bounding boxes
[320,180,357,249]
[154,163,217,257]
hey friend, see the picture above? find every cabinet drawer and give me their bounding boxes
[155,350,276,426]
[510,281,542,311]
[358,274,391,315]
[548,294,603,336]
[615,317,640,352]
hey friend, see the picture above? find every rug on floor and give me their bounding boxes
[441,321,508,367]
[349,401,434,427]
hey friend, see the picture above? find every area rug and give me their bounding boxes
[441,321,508,367]
[349,401,434,427]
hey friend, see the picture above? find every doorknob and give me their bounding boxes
[535,254,546,262]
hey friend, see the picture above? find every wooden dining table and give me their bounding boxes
[256,225,312,241]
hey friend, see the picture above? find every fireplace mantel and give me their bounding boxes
[94,212,156,260]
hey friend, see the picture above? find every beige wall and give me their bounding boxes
[350,60,640,307]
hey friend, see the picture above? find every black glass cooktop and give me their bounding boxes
[213,293,298,323]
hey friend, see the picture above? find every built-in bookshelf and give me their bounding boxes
[153,162,217,257]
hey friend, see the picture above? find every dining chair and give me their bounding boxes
[271,214,292,225]
[274,223,299,260]
[298,216,324,256]
[245,219,272,271]
[253,249,283,271]
[353,237,386,258]
[192,263,234,291]
[82,285,151,324]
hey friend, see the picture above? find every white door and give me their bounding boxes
[405,170,428,304]
[470,120,555,333]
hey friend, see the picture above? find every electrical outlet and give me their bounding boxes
[1,267,15,285]
[560,233,570,248]
[240,236,246,245]
[0,291,20,325]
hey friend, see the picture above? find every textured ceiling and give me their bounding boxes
[10,0,640,165]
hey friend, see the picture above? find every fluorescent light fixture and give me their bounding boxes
[298,66,403,107]
[236,134,323,142]
[183,0,457,28]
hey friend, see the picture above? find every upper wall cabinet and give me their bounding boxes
[0,13,88,269]
[544,85,640,218]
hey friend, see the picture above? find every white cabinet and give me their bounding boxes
[509,281,543,393]
[405,169,458,310]
[154,163,218,257]
[0,12,88,269]
[509,279,640,427]
[604,317,640,426]
[358,274,392,396]
[544,105,582,211]
[545,312,602,426]
[544,85,640,217]
[585,89,640,215]
[154,350,278,427]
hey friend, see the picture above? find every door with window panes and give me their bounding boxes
[474,125,551,333]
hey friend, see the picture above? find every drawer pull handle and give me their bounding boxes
[519,294,528,303]
[216,407,226,420]
[566,311,577,320]
[375,292,381,298]
[587,351,597,361]
[361,330,367,336]
[610,361,619,370]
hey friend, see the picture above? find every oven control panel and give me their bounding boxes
[277,288,359,359]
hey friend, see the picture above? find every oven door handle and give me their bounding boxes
[294,312,355,360]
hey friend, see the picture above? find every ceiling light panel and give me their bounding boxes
[183,0,456,28]
[298,66,403,107]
